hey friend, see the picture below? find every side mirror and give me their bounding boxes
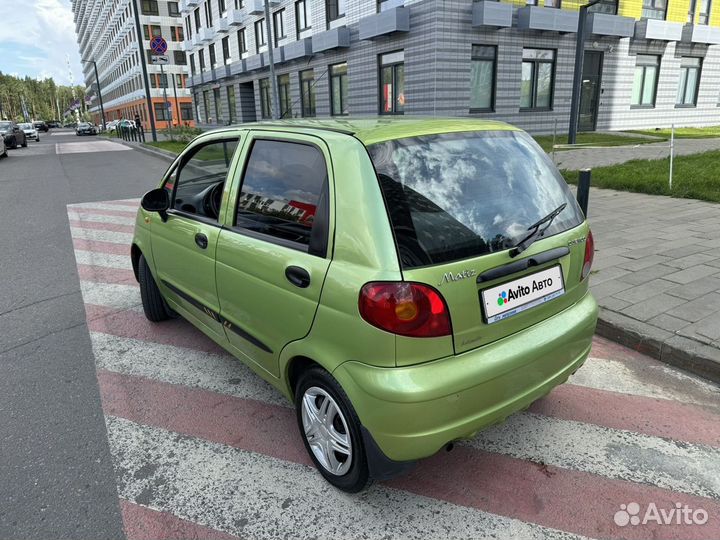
[141,188,170,222]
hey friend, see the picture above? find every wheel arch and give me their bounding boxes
[285,355,322,400]
[131,243,142,282]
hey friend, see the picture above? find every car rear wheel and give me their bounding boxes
[10,137,17,149]
[21,137,27,148]
[295,367,371,493]
[139,254,171,322]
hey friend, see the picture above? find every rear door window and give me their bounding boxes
[234,138,328,253]
[368,131,583,269]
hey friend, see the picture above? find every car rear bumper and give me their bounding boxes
[333,292,598,462]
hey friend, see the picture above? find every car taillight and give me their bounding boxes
[581,230,595,281]
[359,282,452,338]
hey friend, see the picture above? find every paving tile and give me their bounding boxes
[670,292,720,323]
[598,296,632,312]
[617,278,678,304]
[663,252,719,270]
[590,279,636,300]
[620,293,688,322]
[616,255,673,272]
[659,244,712,258]
[586,266,631,285]
[591,254,633,271]
[617,264,676,285]
[647,313,692,333]
[665,276,720,300]
[664,265,720,284]
[679,315,720,342]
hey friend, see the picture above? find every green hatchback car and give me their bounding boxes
[133,118,598,492]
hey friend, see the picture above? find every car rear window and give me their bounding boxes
[368,131,584,269]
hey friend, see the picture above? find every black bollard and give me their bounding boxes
[577,168,591,217]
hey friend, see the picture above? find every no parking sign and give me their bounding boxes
[150,36,168,55]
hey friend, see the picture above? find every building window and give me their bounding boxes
[259,78,272,119]
[222,36,231,64]
[520,48,555,111]
[174,50,187,65]
[470,45,496,112]
[141,0,159,15]
[143,25,161,40]
[227,85,236,123]
[697,0,712,23]
[194,8,202,32]
[255,19,266,53]
[199,49,206,71]
[176,74,184,88]
[185,15,193,38]
[180,103,194,121]
[205,0,213,27]
[296,0,311,34]
[378,0,405,11]
[631,54,660,107]
[300,69,316,117]
[379,51,404,115]
[213,87,221,123]
[154,102,169,121]
[203,90,212,122]
[169,1,180,16]
[219,0,227,14]
[234,0,245,8]
[278,74,292,118]
[587,0,618,14]
[677,57,701,107]
[642,0,667,19]
[160,73,169,88]
[237,28,247,54]
[209,44,217,68]
[326,0,346,24]
[273,9,286,47]
[330,62,348,115]
[171,26,184,41]
[190,53,196,75]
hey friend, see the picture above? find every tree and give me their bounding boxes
[0,71,85,121]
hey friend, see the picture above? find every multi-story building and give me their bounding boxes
[72,0,195,128]
[184,0,720,133]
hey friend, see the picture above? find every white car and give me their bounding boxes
[19,123,40,142]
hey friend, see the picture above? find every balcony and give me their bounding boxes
[681,23,720,44]
[516,6,579,33]
[229,59,246,76]
[227,8,244,25]
[312,26,350,52]
[358,7,410,40]
[200,27,215,42]
[244,53,265,71]
[634,18,683,40]
[187,0,200,6]
[283,37,312,61]
[248,0,279,15]
[586,12,634,37]
[180,0,190,13]
[192,34,203,47]
[472,1,512,28]
[216,19,230,33]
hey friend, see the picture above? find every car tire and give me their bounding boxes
[21,137,27,148]
[295,366,372,493]
[138,254,170,322]
[10,137,17,149]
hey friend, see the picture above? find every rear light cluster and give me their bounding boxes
[359,282,452,338]
[581,230,595,281]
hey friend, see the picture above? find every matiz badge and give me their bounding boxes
[438,269,477,286]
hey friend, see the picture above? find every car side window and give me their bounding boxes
[235,139,327,251]
[168,138,239,221]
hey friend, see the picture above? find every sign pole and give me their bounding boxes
[172,74,180,127]
[160,63,172,129]
[131,0,157,142]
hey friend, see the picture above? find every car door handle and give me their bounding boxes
[285,266,311,288]
[195,232,208,249]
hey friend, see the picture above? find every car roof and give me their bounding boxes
[219,117,520,146]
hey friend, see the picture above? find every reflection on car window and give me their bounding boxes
[235,139,326,247]
[170,138,239,221]
[369,131,583,269]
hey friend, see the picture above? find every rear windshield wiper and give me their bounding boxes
[509,203,567,258]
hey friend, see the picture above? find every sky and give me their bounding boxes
[0,0,85,86]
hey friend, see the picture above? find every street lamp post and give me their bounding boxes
[131,0,158,142]
[567,0,603,145]
[263,0,280,119]
[82,58,107,131]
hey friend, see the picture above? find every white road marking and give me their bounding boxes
[107,416,587,540]
[68,202,139,213]
[56,141,131,154]
[67,211,135,226]
[74,249,132,270]
[90,332,287,407]
[467,412,720,500]
[80,282,141,311]
[70,226,134,245]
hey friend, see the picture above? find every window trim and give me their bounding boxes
[675,57,702,108]
[296,0,311,34]
[469,44,497,113]
[520,47,556,112]
[329,62,349,116]
[378,50,405,115]
[641,0,668,20]
[300,69,316,118]
[630,54,661,109]
[230,136,331,257]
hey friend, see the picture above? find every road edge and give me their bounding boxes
[117,139,177,163]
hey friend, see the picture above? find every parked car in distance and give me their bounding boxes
[133,118,598,493]
[64,122,77,129]
[47,121,61,128]
[33,121,49,133]
[116,119,136,131]
[106,120,120,131]
[0,135,6,158]
[0,121,27,149]
[19,123,40,142]
[76,122,97,136]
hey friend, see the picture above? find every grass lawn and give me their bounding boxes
[145,140,187,154]
[532,132,665,153]
[145,140,234,162]
[631,126,720,139]
[561,149,720,203]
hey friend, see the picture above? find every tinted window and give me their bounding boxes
[369,131,584,269]
[168,139,239,221]
[235,139,326,248]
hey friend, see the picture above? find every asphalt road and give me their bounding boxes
[0,130,166,539]
[2,131,720,540]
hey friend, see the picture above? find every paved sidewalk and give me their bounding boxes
[556,137,720,170]
[587,187,720,380]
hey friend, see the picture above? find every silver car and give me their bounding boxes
[19,123,40,142]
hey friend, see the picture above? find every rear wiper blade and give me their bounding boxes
[509,203,567,258]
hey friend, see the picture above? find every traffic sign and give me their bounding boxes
[150,36,168,55]
[151,55,169,65]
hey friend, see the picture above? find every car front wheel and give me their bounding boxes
[21,137,27,148]
[138,254,171,322]
[295,367,371,493]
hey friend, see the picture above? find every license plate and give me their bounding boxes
[481,265,565,324]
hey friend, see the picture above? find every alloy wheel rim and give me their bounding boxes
[301,386,352,476]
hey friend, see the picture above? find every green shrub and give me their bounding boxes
[163,126,204,143]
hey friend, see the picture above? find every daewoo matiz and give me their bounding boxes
[133,118,598,492]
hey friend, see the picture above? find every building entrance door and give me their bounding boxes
[579,51,603,132]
